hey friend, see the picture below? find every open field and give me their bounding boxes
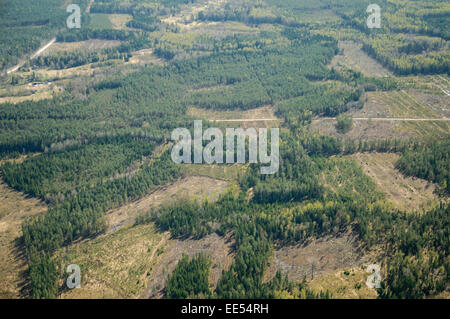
[127,49,166,66]
[106,176,229,234]
[407,89,450,118]
[59,227,235,299]
[88,14,114,29]
[43,40,122,56]
[141,232,235,299]
[370,91,441,119]
[0,180,47,298]
[329,41,392,77]
[264,233,377,298]
[108,14,134,30]
[264,234,368,283]
[188,105,282,128]
[311,117,450,141]
[349,90,444,119]
[312,85,449,140]
[0,82,62,104]
[188,105,277,120]
[310,117,405,140]
[308,265,378,299]
[182,163,243,182]
[398,120,450,140]
[350,153,440,212]
[58,223,168,299]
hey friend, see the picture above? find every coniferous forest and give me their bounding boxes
[0,0,448,301]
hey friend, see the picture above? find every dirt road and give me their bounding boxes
[6,38,56,74]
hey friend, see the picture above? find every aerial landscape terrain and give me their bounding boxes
[0,0,448,300]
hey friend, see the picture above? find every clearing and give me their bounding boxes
[188,105,282,128]
[106,176,229,234]
[264,233,377,299]
[141,232,235,299]
[311,88,449,140]
[329,41,392,78]
[350,152,440,212]
[0,179,47,298]
[57,223,168,299]
[43,40,122,56]
[108,14,134,30]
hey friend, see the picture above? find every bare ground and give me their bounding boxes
[43,40,122,56]
[310,117,409,140]
[188,105,278,121]
[141,232,235,299]
[329,41,392,77]
[0,179,47,298]
[188,105,282,129]
[58,224,169,299]
[106,176,229,234]
[350,153,440,212]
[263,233,381,298]
[308,266,378,299]
[264,234,370,284]
[311,88,449,140]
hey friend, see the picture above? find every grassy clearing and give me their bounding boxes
[106,176,229,233]
[374,91,441,118]
[188,105,282,129]
[264,233,378,299]
[44,40,122,55]
[350,153,440,212]
[87,14,113,29]
[309,265,378,299]
[108,14,133,30]
[320,156,384,203]
[329,41,392,77]
[0,180,47,298]
[264,234,368,283]
[0,82,61,104]
[310,117,406,140]
[127,49,166,66]
[188,105,277,121]
[57,223,167,299]
[182,164,243,182]
[399,120,450,140]
[142,232,235,299]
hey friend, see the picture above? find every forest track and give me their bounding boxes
[6,38,56,74]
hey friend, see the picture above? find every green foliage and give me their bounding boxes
[379,203,449,298]
[0,0,88,70]
[28,253,59,299]
[1,1,448,300]
[335,115,353,134]
[396,140,450,194]
[2,137,156,199]
[166,254,211,299]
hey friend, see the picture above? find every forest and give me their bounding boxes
[0,0,448,300]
